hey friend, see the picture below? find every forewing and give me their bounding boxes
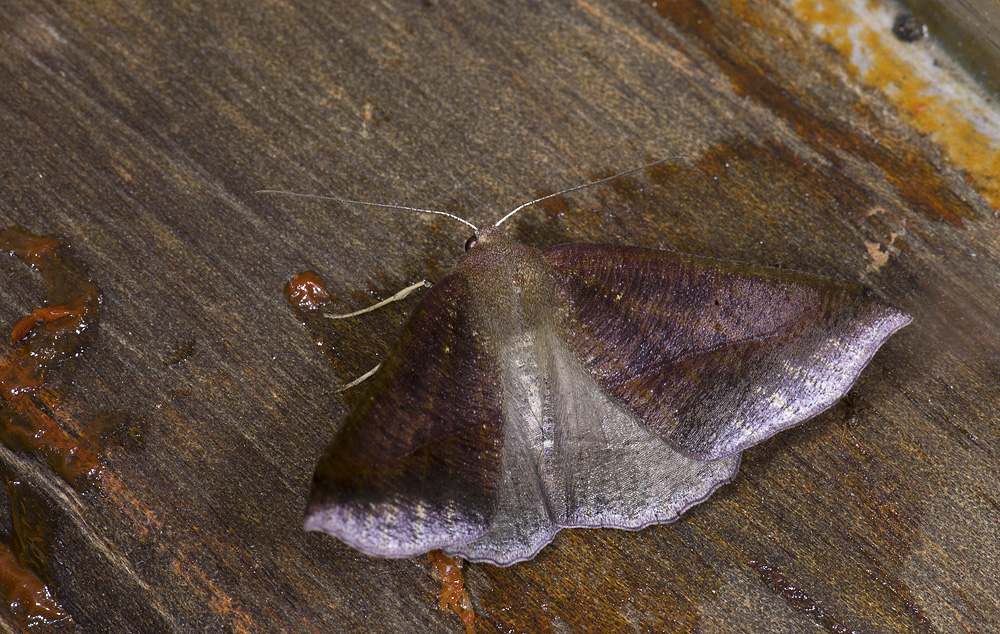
[304,274,504,558]
[543,243,911,459]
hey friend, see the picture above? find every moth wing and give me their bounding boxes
[542,243,911,460]
[304,274,504,558]
[447,324,740,565]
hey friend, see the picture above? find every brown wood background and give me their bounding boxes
[1,0,997,632]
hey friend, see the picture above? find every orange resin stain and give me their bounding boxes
[11,233,59,263]
[0,542,68,625]
[792,0,1000,212]
[0,226,121,627]
[429,550,476,634]
[10,303,88,345]
[0,226,104,487]
[1,395,104,485]
[284,270,331,309]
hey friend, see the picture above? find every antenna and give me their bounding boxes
[492,158,675,228]
[255,190,480,232]
[257,157,679,236]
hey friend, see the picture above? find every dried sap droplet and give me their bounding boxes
[285,270,331,310]
[428,550,476,634]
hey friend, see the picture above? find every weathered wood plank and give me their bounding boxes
[1,0,997,632]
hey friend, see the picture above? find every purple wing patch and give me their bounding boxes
[543,243,912,459]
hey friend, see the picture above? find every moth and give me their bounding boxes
[290,173,911,566]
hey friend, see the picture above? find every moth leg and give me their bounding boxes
[323,280,431,320]
[326,280,432,392]
[333,363,381,394]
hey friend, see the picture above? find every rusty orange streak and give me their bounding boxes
[429,550,476,634]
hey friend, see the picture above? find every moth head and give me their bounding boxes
[464,226,509,252]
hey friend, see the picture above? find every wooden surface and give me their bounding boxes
[1,0,997,632]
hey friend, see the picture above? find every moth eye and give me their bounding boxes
[465,235,478,251]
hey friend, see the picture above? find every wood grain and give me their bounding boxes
[1,0,996,632]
